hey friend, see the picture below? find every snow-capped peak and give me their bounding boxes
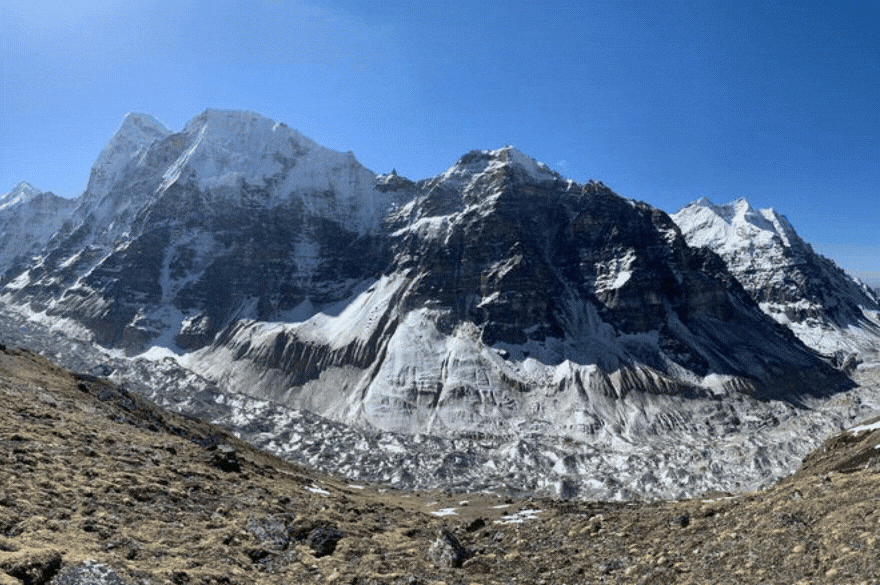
[168,109,321,184]
[120,112,171,137]
[86,113,172,199]
[673,197,880,356]
[163,110,371,194]
[151,109,389,233]
[494,145,559,180]
[438,146,561,188]
[672,197,801,255]
[182,109,289,137]
[0,181,42,209]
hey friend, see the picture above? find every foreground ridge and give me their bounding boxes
[2,345,880,584]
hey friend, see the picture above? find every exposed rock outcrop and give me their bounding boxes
[2,111,400,355]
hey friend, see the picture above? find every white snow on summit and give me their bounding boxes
[87,112,172,200]
[435,146,561,191]
[2,181,40,200]
[160,109,387,233]
[0,181,42,210]
[673,197,880,358]
[673,197,800,257]
[0,181,76,282]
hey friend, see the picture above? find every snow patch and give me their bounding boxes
[305,484,330,496]
[849,419,880,435]
[430,508,458,517]
[495,509,542,524]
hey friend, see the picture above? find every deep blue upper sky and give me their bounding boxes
[1,0,878,284]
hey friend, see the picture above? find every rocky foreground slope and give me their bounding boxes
[3,345,880,585]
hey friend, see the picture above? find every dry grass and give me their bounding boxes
[1,344,879,584]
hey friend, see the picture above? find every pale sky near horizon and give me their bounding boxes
[1,0,878,285]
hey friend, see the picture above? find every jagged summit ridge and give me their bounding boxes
[432,146,562,192]
[1,110,401,353]
[159,110,384,228]
[86,112,172,200]
[673,197,880,357]
[675,197,802,254]
[0,181,42,209]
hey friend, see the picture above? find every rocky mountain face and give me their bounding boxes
[1,112,856,444]
[2,110,400,354]
[7,110,880,503]
[672,198,880,360]
[188,146,849,438]
[8,110,878,456]
[0,182,76,284]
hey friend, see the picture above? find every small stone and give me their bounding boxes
[51,563,129,585]
[247,517,293,550]
[307,526,342,558]
[210,444,242,473]
[465,517,486,532]
[670,514,690,528]
[429,529,471,568]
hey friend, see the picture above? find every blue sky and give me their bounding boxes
[1,0,878,285]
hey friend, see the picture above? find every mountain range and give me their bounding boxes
[673,198,880,363]
[3,109,879,499]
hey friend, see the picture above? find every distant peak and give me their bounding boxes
[724,198,787,226]
[675,196,798,247]
[105,112,171,152]
[179,110,316,150]
[7,181,40,196]
[120,112,171,135]
[681,197,758,222]
[183,109,271,133]
[200,108,263,119]
[732,196,755,211]
[86,113,172,199]
[0,181,42,209]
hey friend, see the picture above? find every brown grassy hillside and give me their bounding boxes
[1,345,879,584]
